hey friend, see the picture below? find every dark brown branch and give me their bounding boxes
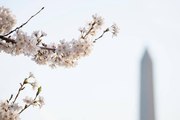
[40,46,56,51]
[4,7,44,36]
[0,35,16,43]
[0,35,56,51]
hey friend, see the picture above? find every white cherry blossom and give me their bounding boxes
[0,6,16,35]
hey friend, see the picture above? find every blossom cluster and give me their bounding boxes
[0,6,16,35]
[0,6,119,68]
[0,73,44,120]
[0,101,20,120]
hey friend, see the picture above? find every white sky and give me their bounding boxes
[0,0,180,120]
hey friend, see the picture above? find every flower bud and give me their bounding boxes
[36,86,42,96]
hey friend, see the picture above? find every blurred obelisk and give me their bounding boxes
[140,49,155,120]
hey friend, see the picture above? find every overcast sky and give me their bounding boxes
[0,0,180,120]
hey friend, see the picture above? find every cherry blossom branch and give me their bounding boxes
[4,7,44,36]
[12,74,34,104]
[0,6,119,68]
[0,35,56,52]
[19,86,42,114]
[0,35,56,51]
[0,30,108,50]
[0,73,44,120]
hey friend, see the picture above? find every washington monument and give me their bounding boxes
[140,49,155,120]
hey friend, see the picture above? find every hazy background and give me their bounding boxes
[0,0,180,120]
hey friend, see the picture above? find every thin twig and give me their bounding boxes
[4,7,45,36]
[81,21,96,39]
[7,94,13,103]
[12,83,25,104]
[93,28,109,43]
